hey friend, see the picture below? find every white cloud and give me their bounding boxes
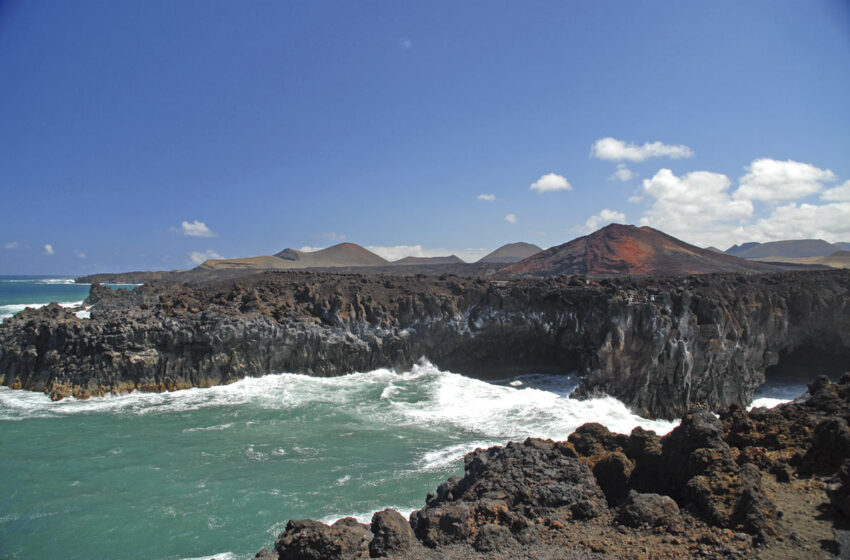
[3,241,19,250]
[733,202,850,243]
[399,38,412,49]
[504,213,517,223]
[591,137,693,162]
[181,220,216,238]
[638,168,753,247]
[530,173,571,194]
[298,246,326,253]
[477,193,496,202]
[189,249,223,264]
[43,244,54,256]
[583,209,626,232]
[610,163,635,182]
[821,179,850,202]
[366,245,490,263]
[734,158,837,202]
[75,250,86,259]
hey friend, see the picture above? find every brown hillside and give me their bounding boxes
[198,243,388,271]
[502,224,791,276]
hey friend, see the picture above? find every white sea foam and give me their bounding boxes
[182,423,234,433]
[178,552,242,560]
[749,397,792,410]
[0,362,677,443]
[0,278,76,285]
[318,507,417,526]
[417,441,500,472]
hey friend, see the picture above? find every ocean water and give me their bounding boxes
[0,278,805,560]
[0,276,91,321]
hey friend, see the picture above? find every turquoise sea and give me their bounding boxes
[0,277,802,560]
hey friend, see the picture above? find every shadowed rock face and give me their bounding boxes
[1,269,849,419]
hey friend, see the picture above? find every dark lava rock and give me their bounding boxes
[616,491,681,528]
[800,416,850,475]
[369,509,415,558]
[274,518,370,560]
[253,549,277,560]
[666,410,779,541]
[829,459,850,518]
[592,451,634,506]
[472,523,516,553]
[409,438,607,547]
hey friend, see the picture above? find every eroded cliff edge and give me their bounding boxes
[1,270,849,419]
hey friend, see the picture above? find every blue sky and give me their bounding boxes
[1,0,849,274]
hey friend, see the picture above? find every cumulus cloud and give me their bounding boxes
[591,137,693,162]
[43,244,54,256]
[366,245,490,263]
[734,158,837,202]
[181,220,216,238]
[733,202,850,243]
[610,163,635,182]
[504,213,517,223]
[477,193,496,202]
[821,180,850,202]
[530,173,571,194]
[583,209,626,232]
[3,241,19,250]
[188,249,223,264]
[638,168,753,246]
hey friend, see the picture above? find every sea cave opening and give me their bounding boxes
[757,344,850,402]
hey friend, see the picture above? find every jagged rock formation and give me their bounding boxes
[2,270,849,419]
[264,375,850,559]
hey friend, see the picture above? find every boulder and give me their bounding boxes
[617,491,681,528]
[274,518,370,560]
[368,509,415,558]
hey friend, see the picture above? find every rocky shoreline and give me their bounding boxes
[1,269,849,419]
[261,374,850,559]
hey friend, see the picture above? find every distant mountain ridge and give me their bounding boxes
[502,224,789,276]
[392,255,465,265]
[478,242,543,263]
[749,250,850,270]
[725,239,845,259]
[197,243,389,271]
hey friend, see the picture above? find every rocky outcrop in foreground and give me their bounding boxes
[260,375,850,559]
[1,270,849,418]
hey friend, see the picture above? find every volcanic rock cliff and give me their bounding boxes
[1,270,849,419]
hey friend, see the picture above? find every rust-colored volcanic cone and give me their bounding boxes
[502,224,785,276]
